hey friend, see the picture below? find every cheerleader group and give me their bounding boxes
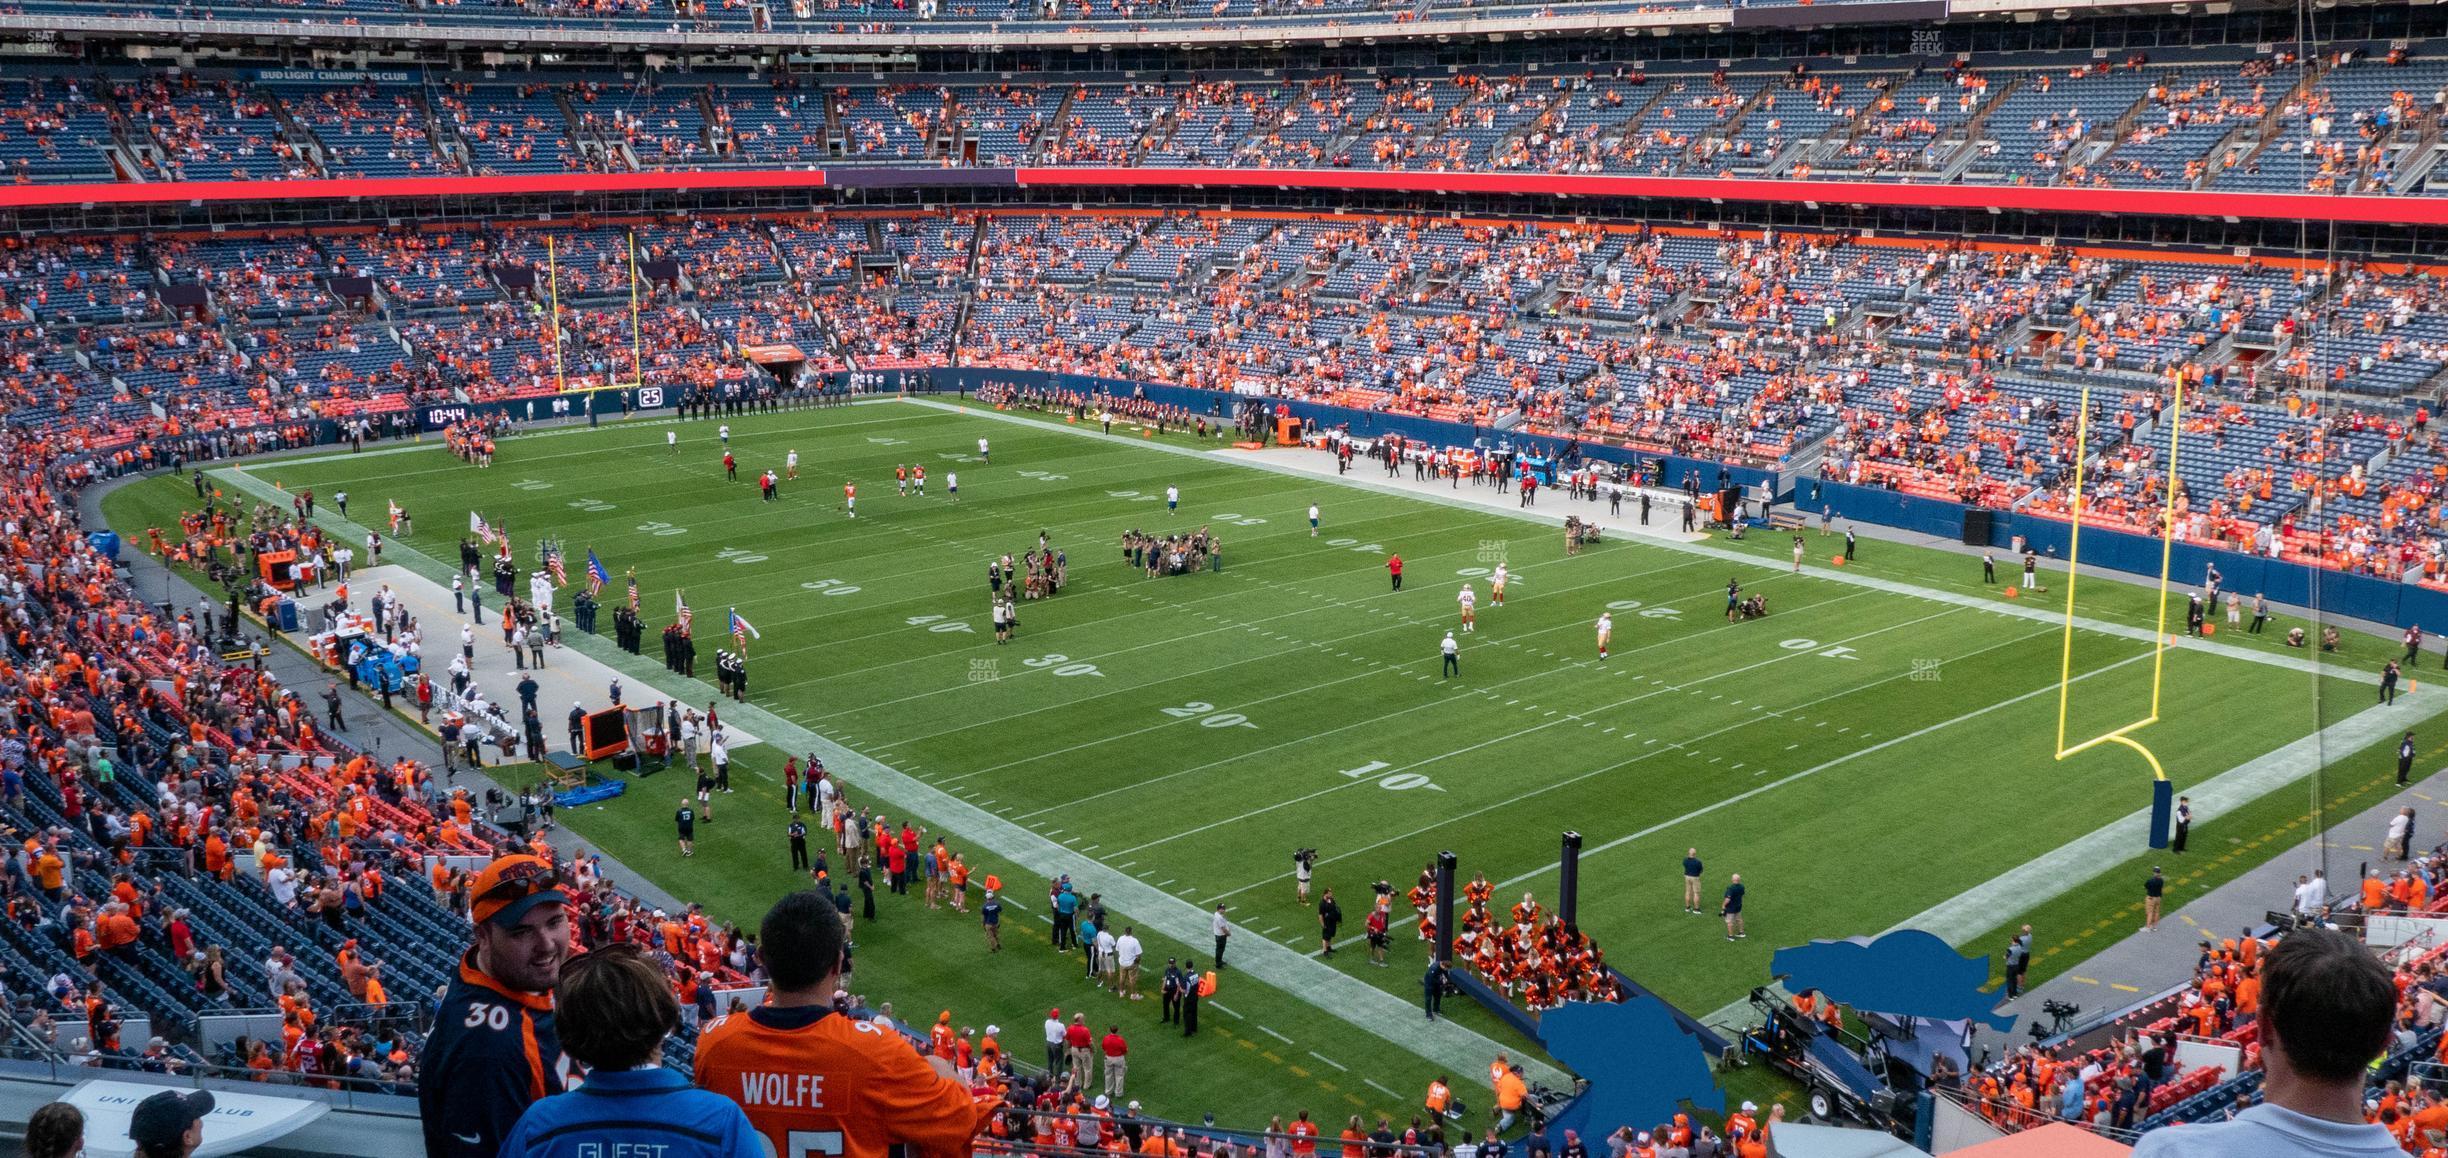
[1448,872,1628,1011]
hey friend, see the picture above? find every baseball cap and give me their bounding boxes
[128,1089,214,1148]
[470,855,567,928]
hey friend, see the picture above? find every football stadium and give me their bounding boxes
[0,0,2444,1154]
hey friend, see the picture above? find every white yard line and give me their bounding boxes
[1257,1025,1295,1045]
[1309,1051,1349,1072]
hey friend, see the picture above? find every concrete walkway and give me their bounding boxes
[80,469,697,918]
[353,559,763,753]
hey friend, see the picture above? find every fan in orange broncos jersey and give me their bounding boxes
[695,890,992,1158]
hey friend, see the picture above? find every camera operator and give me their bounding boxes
[1293,849,1319,904]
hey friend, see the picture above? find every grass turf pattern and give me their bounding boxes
[100,400,2426,1128]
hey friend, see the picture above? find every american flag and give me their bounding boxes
[497,523,512,561]
[676,589,693,633]
[470,510,494,543]
[626,569,639,612]
[544,542,568,588]
[730,608,760,653]
[586,549,610,597]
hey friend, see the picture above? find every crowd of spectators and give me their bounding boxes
[1955,846,2441,1153]
[14,207,2448,594]
[7,50,2446,193]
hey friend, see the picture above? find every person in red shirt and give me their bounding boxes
[885,841,910,896]
[1387,554,1403,592]
[1100,1026,1128,1099]
[1286,1110,1320,1158]
[1064,1015,1094,1087]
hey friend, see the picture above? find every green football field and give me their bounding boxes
[103,398,2432,1128]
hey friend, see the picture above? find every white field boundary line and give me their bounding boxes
[1105,602,1967,859]
[1890,698,2419,945]
[1221,620,2077,914]
[208,460,1565,1089]
[916,399,2355,681]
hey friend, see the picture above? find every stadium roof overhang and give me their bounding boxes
[3,165,2441,231]
[0,0,2344,55]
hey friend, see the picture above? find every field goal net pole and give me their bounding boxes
[2053,378,2186,848]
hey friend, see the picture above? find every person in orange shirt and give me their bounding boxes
[1337,1116,1367,1158]
[694,891,989,1158]
[32,845,64,900]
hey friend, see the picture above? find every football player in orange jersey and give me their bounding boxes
[696,891,990,1158]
